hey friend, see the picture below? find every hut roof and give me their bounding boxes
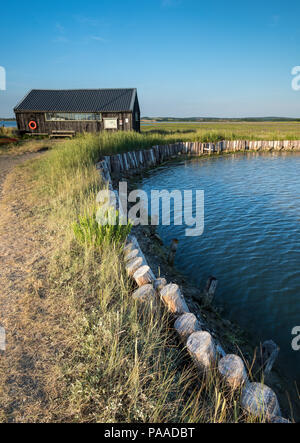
[14,88,137,113]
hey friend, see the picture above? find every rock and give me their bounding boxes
[160,284,190,315]
[241,382,281,420]
[174,313,201,342]
[187,331,216,373]
[218,354,248,389]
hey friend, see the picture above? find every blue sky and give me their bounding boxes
[1,0,300,117]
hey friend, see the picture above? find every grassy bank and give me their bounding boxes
[0,132,269,422]
[3,120,300,158]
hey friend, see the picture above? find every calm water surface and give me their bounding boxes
[134,152,300,385]
[0,121,17,127]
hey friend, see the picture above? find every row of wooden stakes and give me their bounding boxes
[97,150,290,423]
[123,234,288,423]
[100,140,300,176]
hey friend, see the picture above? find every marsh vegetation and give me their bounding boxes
[1,127,298,422]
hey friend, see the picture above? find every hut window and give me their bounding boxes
[45,113,102,121]
[104,118,118,129]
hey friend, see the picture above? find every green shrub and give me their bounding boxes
[73,208,132,247]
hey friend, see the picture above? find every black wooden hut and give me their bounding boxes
[14,88,140,136]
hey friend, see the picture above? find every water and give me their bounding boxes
[134,152,300,386]
[0,120,17,127]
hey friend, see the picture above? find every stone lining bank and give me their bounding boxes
[97,140,294,423]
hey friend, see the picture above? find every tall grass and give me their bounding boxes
[0,132,265,422]
[46,241,254,422]
[0,126,18,137]
[142,121,300,141]
[72,208,132,248]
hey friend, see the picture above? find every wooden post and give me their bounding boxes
[124,248,139,263]
[241,382,281,420]
[154,278,167,291]
[125,235,154,278]
[111,155,121,176]
[124,241,135,255]
[133,265,155,287]
[218,354,248,390]
[174,313,201,342]
[168,239,179,266]
[260,340,280,376]
[97,160,113,190]
[126,257,144,277]
[104,156,112,174]
[160,284,190,315]
[132,284,156,304]
[204,276,218,304]
[187,331,216,374]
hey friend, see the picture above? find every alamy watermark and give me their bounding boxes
[291,66,300,91]
[0,66,6,90]
[96,182,204,237]
[292,326,300,351]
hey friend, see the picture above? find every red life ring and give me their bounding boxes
[29,121,37,130]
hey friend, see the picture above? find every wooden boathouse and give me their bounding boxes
[14,88,140,136]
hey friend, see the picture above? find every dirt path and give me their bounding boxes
[0,153,43,311]
[0,154,37,197]
[0,152,56,422]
